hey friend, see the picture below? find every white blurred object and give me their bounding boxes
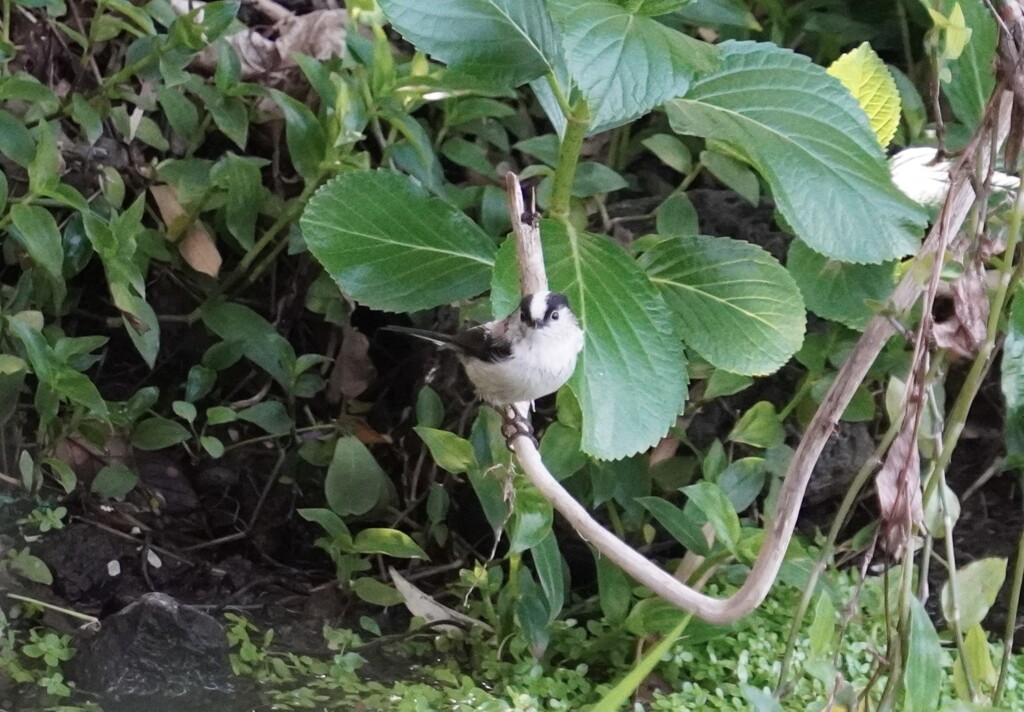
[888,146,1020,206]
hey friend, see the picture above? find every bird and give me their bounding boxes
[382,291,584,409]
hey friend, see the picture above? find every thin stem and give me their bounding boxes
[544,72,573,119]
[6,593,100,625]
[775,417,898,694]
[548,100,589,223]
[995,509,1024,703]
[923,171,1024,505]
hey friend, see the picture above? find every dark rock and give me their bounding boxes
[804,422,876,506]
[34,523,142,606]
[71,593,243,707]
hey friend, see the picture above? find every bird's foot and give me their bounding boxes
[501,405,537,449]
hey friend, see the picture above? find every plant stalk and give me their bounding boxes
[548,101,589,224]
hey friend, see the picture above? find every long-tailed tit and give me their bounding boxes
[384,291,584,409]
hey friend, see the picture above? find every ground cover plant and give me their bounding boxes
[2,0,1024,710]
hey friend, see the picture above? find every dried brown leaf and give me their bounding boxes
[327,326,377,403]
[179,222,222,278]
[151,184,222,277]
[150,184,187,236]
[932,263,988,358]
[876,402,924,556]
[191,8,347,79]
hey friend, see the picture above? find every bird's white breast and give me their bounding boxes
[462,321,583,406]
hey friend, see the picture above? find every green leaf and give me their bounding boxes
[206,405,237,425]
[571,162,628,197]
[352,577,405,606]
[515,568,551,655]
[0,109,35,166]
[301,170,497,313]
[642,134,693,174]
[944,0,996,127]
[493,221,687,459]
[808,591,836,657]
[668,41,926,264]
[201,301,297,389]
[538,421,586,480]
[158,86,200,141]
[826,42,901,149]
[91,464,139,500]
[201,435,225,458]
[352,528,429,559]
[6,320,107,416]
[172,400,197,423]
[617,0,689,15]
[414,427,477,474]
[9,551,52,585]
[953,624,997,701]
[110,283,160,369]
[787,240,895,331]
[637,496,709,554]
[531,532,565,620]
[237,401,291,436]
[325,436,388,516]
[716,457,767,511]
[682,481,740,554]
[211,154,265,250]
[593,616,690,712]
[1002,284,1024,459]
[29,125,60,191]
[656,193,699,238]
[268,89,326,180]
[208,95,249,149]
[595,554,631,623]
[941,557,1007,629]
[509,483,553,554]
[905,596,943,712]
[729,401,784,448]
[557,1,716,132]
[132,416,191,450]
[298,507,352,541]
[415,386,444,429]
[700,149,759,205]
[378,0,559,87]
[9,204,66,299]
[643,234,805,375]
[71,94,103,145]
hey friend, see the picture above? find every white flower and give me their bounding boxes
[888,146,1020,206]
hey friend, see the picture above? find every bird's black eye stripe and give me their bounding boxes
[519,297,534,327]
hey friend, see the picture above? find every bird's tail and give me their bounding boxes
[380,325,458,348]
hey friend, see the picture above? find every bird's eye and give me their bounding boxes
[551,311,560,320]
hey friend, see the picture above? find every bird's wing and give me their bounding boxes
[451,324,512,363]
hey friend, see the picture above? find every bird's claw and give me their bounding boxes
[501,406,538,449]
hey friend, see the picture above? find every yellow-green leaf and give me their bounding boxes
[826,42,901,149]
[945,3,972,60]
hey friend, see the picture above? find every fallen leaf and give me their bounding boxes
[179,221,222,277]
[932,263,988,358]
[150,184,222,277]
[389,567,490,631]
[328,325,377,402]
[190,8,348,79]
[876,399,924,556]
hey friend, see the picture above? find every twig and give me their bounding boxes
[505,173,547,295]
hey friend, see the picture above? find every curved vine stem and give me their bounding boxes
[504,90,1012,624]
